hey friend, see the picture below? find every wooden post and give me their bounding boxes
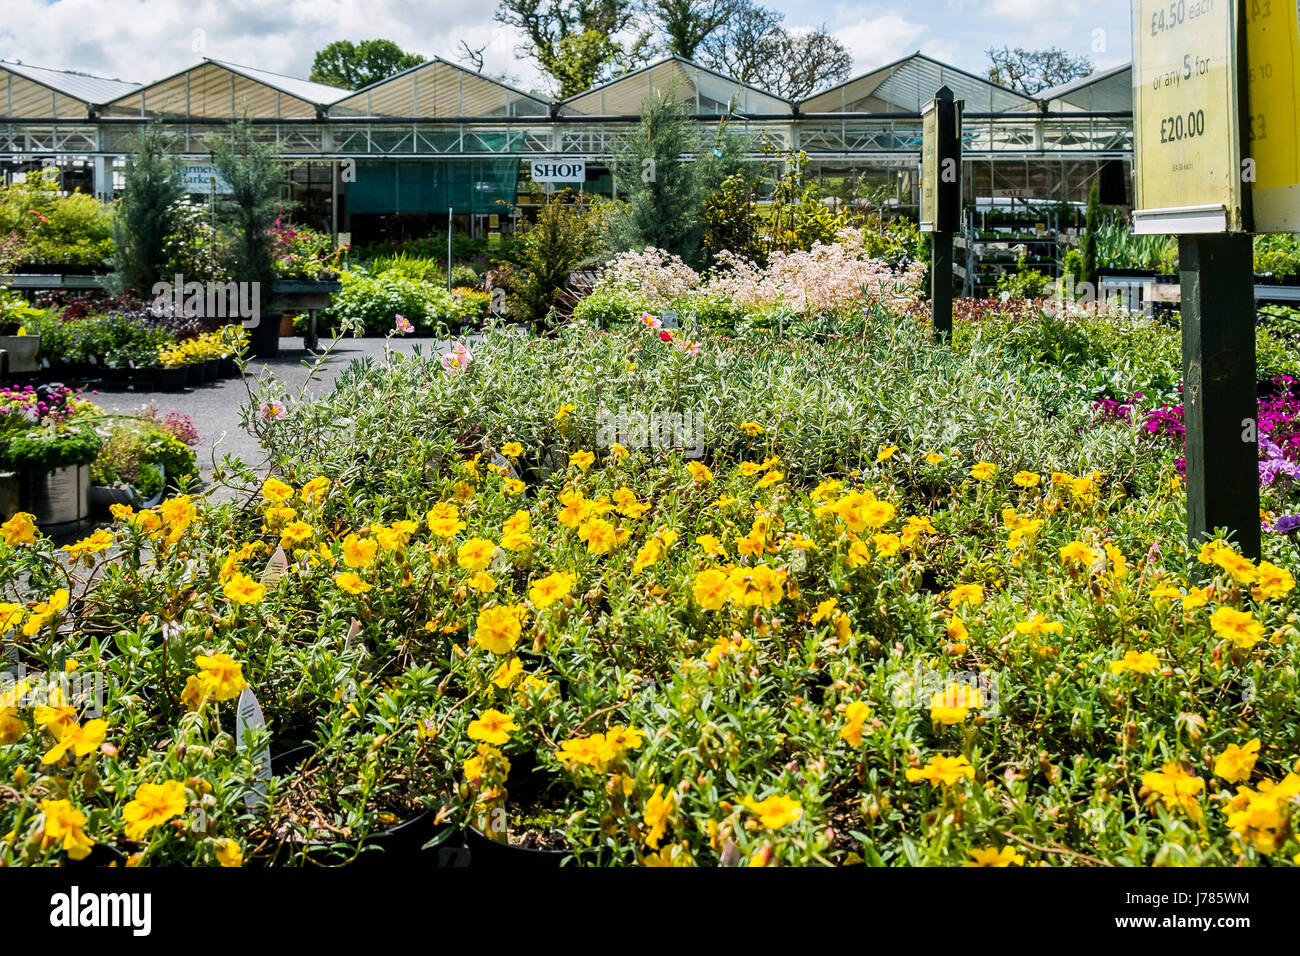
[931,232,953,340]
[1179,234,1260,560]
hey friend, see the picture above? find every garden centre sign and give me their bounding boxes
[1133,0,1300,233]
[529,160,586,183]
[1245,0,1300,232]
[178,163,232,194]
[1132,0,1243,233]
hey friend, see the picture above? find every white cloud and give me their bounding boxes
[831,14,928,73]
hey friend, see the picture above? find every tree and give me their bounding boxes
[606,93,746,264]
[757,27,852,100]
[986,46,1093,96]
[109,124,182,295]
[209,122,290,293]
[495,0,637,97]
[496,190,605,329]
[457,40,487,73]
[309,39,424,90]
[694,2,849,98]
[1080,180,1100,289]
[647,0,742,60]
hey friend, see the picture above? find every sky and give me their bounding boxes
[0,0,1134,95]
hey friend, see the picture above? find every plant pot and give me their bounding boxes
[249,312,282,358]
[100,366,129,388]
[218,355,237,378]
[88,483,136,516]
[0,335,41,374]
[464,822,570,868]
[202,358,218,382]
[185,362,204,386]
[18,463,89,525]
[155,367,186,391]
[279,314,297,337]
[0,471,19,521]
[129,366,156,391]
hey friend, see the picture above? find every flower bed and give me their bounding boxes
[2,303,1299,867]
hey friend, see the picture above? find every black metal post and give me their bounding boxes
[1179,233,1260,560]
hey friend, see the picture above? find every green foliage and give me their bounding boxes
[701,171,763,266]
[1092,221,1178,274]
[321,268,473,335]
[1254,233,1300,278]
[496,191,606,329]
[606,94,745,264]
[995,255,1051,299]
[208,121,290,291]
[1079,182,1099,287]
[1,426,101,472]
[308,39,424,90]
[0,170,112,270]
[109,126,183,293]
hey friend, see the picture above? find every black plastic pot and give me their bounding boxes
[218,355,237,378]
[156,367,187,391]
[202,358,218,382]
[464,823,569,868]
[184,362,204,386]
[129,366,156,391]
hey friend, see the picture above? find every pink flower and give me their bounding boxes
[394,314,414,335]
[440,353,467,372]
[259,400,287,421]
[640,312,662,329]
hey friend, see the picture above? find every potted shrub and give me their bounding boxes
[88,422,169,512]
[0,289,44,375]
[0,385,101,525]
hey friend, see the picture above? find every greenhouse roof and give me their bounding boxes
[330,58,550,118]
[560,56,791,117]
[1038,63,1132,112]
[98,58,347,118]
[799,52,1034,114]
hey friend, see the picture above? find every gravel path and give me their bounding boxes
[96,335,430,501]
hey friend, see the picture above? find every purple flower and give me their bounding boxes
[1272,514,1300,534]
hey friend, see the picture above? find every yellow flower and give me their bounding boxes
[555,403,576,421]
[1210,607,1264,649]
[693,568,732,610]
[1149,583,1182,604]
[946,615,969,643]
[1,511,37,545]
[196,653,247,701]
[1015,612,1064,635]
[1012,471,1040,488]
[60,529,114,561]
[695,534,726,558]
[280,521,314,551]
[965,846,1024,867]
[299,476,331,503]
[924,452,945,465]
[40,799,94,860]
[1140,762,1204,818]
[1213,550,1257,585]
[1182,586,1209,610]
[906,754,976,787]
[457,537,496,571]
[742,794,803,829]
[839,700,872,746]
[1109,649,1160,675]
[569,450,595,471]
[41,718,108,765]
[426,503,466,538]
[1214,739,1260,784]
[123,780,188,841]
[876,445,899,462]
[491,657,523,689]
[929,684,983,725]
[578,518,617,555]
[1252,562,1295,601]
[108,502,135,523]
[755,470,783,488]
[872,532,901,557]
[643,785,675,849]
[529,570,575,608]
[969,462,997,481]
[740,421,764,436]
[341,534,378,569]
[335,571,372,595]
[686,461,714,483]
[474,605,525,654]
[222,572,266,605]
[1059,541,1099,566]
[261,477,294,502]
[214,838,244,867]
[501,442,523,458]
[468,709,518,745]
[948,583,983,609]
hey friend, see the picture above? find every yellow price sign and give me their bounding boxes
[1133,0,1244,233]
[1246,0,1300,232]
